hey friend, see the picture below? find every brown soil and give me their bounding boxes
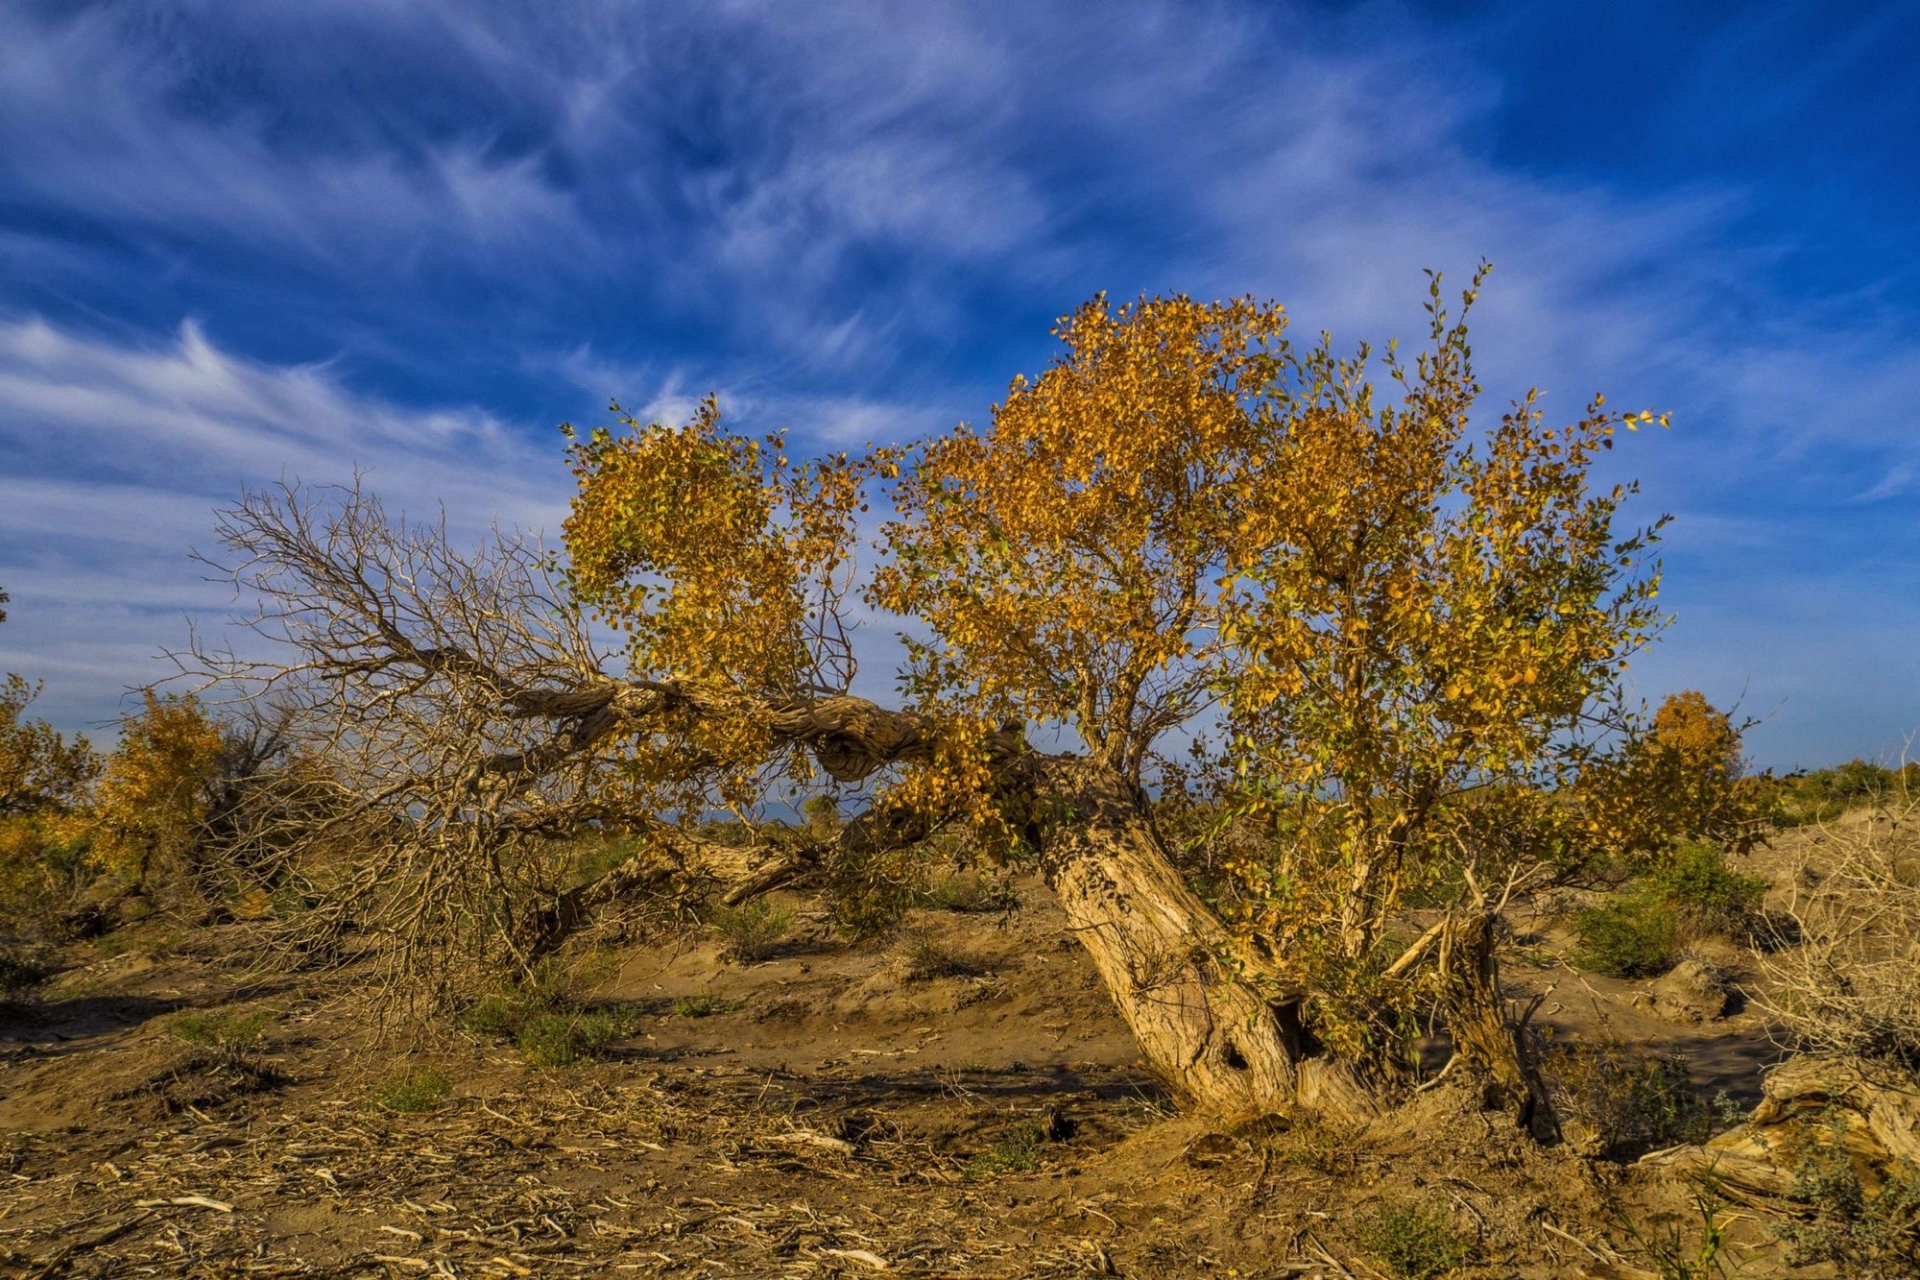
[0,867,1835,1278]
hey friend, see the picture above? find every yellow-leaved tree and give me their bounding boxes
[1574,689,1756,862]
[1207,269,1668,1115]
[0,587,101,914]
[198,269,1672,1123]
[88,691,225,889]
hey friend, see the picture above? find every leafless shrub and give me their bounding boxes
[173,481,691,1008]
[166,480,980,1014]
[1755,801,1920,1068]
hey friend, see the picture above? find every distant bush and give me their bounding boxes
[1573,843,1767,977]
[369,1067,452,1114]
[800,794,841,837]
[711,898,793,962]
[1356,1197,1473,1279]
[1753,759,1918,827]
[1542,1033,1732,1158]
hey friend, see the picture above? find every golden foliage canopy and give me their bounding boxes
[88,691,225,884]
[0,673,97,819]
[558,271,1672,915]
[872,294,1288,782]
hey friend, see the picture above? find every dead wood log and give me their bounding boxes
[1643,1055,1920,1204]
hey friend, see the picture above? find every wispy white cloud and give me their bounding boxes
[0,316,571,730]
[0,7,593,269]
[0,0,1916,768]
[1858,464,1916,503]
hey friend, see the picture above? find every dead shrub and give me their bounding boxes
[1755,802,1920,1068]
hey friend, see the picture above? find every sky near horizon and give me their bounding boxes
[0,0,1915,772]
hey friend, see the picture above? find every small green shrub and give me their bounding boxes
[711,899,793,962]
[823,839,937,940]
[455,990,542,1038]
[369,1067,452,1114]
[1543,1035,1732,1158]
[965,1122,1046,1178]
[454,956,601,1039]
[1652,842,1768,935]
[1573,896,1678,977]
[166,1009,274,1049]
[457,969,639,1067]
[919,871,1018,914]
[670,993,741,1018]
[1574,845,1766,977]
[515,1007,636,1068]
[0,948,46,993]
[1356,1198,1472,1279]
[1768,1108,1920,1273]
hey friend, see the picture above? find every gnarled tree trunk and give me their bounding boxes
[1647,1055,1920,1205]
[1023,757,1374,1119]
[1434,909,1552,1132]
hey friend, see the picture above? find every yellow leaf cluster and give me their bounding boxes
[1574,691,1755,858]
[561,397,904,814]
[0,672,97,819]
[0,669,99,909]
[871,293,1287,781]
[87,691,225,885]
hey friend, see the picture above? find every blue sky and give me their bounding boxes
[0,0,1915,771]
